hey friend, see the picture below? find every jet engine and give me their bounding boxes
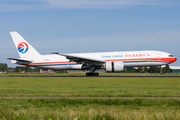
[105,61,124,72]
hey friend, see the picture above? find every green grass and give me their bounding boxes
[0,76,180,119]
[0,98,180,120]
[0,77,180,97]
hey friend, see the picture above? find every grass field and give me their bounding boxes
[0,77,180,97]
[0,98,180,120]
[1,75,180,119]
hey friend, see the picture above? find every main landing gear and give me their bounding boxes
[85,65,99,76]
[86,73,99,76]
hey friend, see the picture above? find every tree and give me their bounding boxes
[132,66,163,73]
[131,67,143,73]
[149,67,155,73]
[0,63,3,72]
[32,67,40,72]
[15,66,39,72]
[25,65,32,72]
[163,64,170,73]
[143,67,149,73]
[18,68,22,72]
[0,63,8,72]
[148,66,160,73]
[3,63,8,72]
[15,66,25,72]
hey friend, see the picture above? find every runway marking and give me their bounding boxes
[1,97,180,99]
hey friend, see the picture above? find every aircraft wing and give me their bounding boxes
[51,52,105,64]
[6,58,32,63]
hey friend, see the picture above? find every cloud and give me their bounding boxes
[39,0,158,9]
[0,0,180,12]
[0,4,34,12]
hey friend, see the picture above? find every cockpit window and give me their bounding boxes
[169,55,174,57]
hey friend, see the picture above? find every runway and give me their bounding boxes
[1,75,180,77]
[1,96,180,99]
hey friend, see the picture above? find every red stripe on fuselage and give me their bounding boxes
[20,57,176,66]
[106,57,176,63]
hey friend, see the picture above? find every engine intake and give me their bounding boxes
[105,61,124,72]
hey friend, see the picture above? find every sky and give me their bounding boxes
[0,0,180,67]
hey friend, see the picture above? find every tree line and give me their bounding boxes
[0,63,171,73]
[15,66,40,72]
[0,63,40,72]
[128,65,170,73]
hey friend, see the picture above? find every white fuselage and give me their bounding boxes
[12,50,176,70]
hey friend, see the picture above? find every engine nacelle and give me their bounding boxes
[105,61,124,72]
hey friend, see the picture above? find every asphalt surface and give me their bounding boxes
[1,97,180,99]
[1,75,180,77]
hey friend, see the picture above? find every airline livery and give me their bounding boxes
[7,32,177,76]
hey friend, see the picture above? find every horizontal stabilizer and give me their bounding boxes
[6,58,32,62]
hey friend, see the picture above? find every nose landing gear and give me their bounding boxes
[160,66,163,74]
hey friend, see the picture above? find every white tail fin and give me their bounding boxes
[10,32,41,58]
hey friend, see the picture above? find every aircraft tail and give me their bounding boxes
[10,32,41,58]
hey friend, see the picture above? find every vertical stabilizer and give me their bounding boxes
[10,32,41,58]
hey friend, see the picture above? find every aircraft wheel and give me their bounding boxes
[86,73,90,76]
[86,73,99,76]
[94,73,99,76]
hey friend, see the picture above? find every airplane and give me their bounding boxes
[7,32,177,76]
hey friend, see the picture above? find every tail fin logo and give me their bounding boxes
[17,42,29,53]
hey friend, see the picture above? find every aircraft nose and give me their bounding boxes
[170,57,177,63]
[173,57,177,62]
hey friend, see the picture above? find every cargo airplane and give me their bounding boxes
[7,32,177,76]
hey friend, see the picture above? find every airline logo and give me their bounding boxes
[17,42,29,53]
